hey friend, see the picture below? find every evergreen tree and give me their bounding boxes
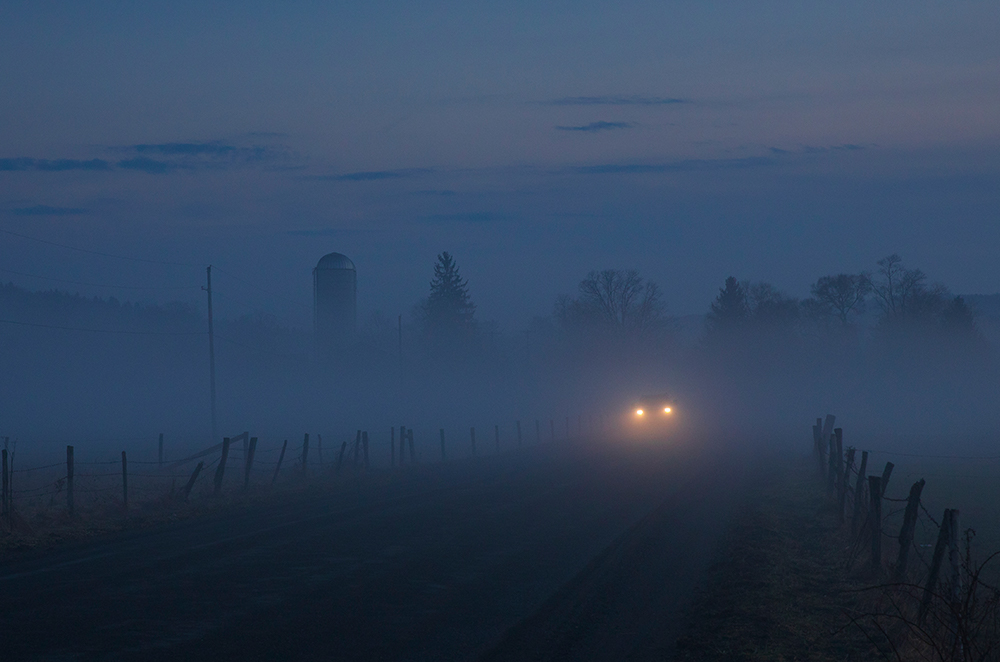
[423,252,476,338]
[706,276,748,333]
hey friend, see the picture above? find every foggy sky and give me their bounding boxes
[2,1,999,328]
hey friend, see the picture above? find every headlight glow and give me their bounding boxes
[664,407,672,414]
[635,409,644,416]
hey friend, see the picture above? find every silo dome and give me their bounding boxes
[313,252,357,351]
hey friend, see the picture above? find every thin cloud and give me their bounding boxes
[0,158,111,172]
[11,205,89,215]
[133,143,238,157]
[118,157,178,174]
[556,121,634,133]
[422,212,506,223]
[570,156,776,175]
[549,95,687,106]
[303,168,432,182]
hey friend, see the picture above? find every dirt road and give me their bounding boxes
[0,439,737,661]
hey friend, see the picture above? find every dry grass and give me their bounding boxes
[673,455,881,661]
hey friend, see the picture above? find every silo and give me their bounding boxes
[313,252,357,350]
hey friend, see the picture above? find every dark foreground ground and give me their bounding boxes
[0,437,741,661]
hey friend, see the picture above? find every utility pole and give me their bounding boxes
[204,266,217,444]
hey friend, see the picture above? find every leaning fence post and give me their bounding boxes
[121,451,128,510]
[880,461,894,497]
[158,433,164,467]
[894,478,926,581]
[516,421,522,447]
[302,433,310,473]
[67,445,75,517]
[869,475,882,572]
[838,446,855,524]
[244,437,257,490]
[495,425,500,454]
[852,450,869,535]
[920,508,953,625]
[362,431,370,469]
[439,429,446,460]
[470,427,476,455]
[271,440,288,485]
[214,437,230,494]
[183,461,204,500]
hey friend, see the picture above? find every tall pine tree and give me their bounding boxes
[423,252,476,339]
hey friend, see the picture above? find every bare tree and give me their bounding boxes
[810,274,870,325]
[558,269,665,335]
[865,254,947,323]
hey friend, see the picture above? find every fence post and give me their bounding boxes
[362,431,370,469]
[868,475,882,572]
[121,451,128,511]
[158,433,164,467]
[244,437,257,490]
[440,429,446,460]
[407,429,414,462]
[516,421,522,447]
[838,446,855,524]
[495,425,500,454]
[880,461,895,497]
[947,509,962,618]
[302,433,310,473]
[67,445,75,518]
[271,440,288,485]
[894,478,926,581]
[214,437,230,494]
[183,461,204,500]
[852,450,869,535]
[391,427,396,467]
[920,508,953,625]
[834,428,844,482]
[470,427,476,455]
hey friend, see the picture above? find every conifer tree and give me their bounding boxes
[423,252,476,338]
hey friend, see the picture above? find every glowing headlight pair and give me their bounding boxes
[635,407,672,416]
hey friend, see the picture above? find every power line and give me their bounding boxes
[0,228,202,268]
[0,267,198,291]
[0,318,204,336]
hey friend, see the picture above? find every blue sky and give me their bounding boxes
[1,1,998,327]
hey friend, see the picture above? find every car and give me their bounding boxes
[625,393,677,435]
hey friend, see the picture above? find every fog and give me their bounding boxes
[1,251,996,471]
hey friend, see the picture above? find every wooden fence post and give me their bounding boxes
[214,437,230,494]
[834,428,844,481]
[407,429,414,462]
[470,427,476,455]
[517,421,522,447]
[440,429,446,460]
[495,425,500,453]
[391,427,396,467]
[894,478,926,581]
[158,433,164,467]
[947,509,962,617]
[880,461,895,497]
[852,450,869,535]
[869,475,882,572]
[827,434,838,495]
[838,446,855,524]
[121,451,128,511]
[271,440,288,485]
[362,431,370,469]
[302,433,310,473]
[183,461,204,500]
[821,414,836,445]
[336,441,347,475]
[244,437,257,490]
[67,445,75,517]
[920,509,953,625]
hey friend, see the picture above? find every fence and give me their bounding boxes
[811,414,1000,661]
[1,411,608,536]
